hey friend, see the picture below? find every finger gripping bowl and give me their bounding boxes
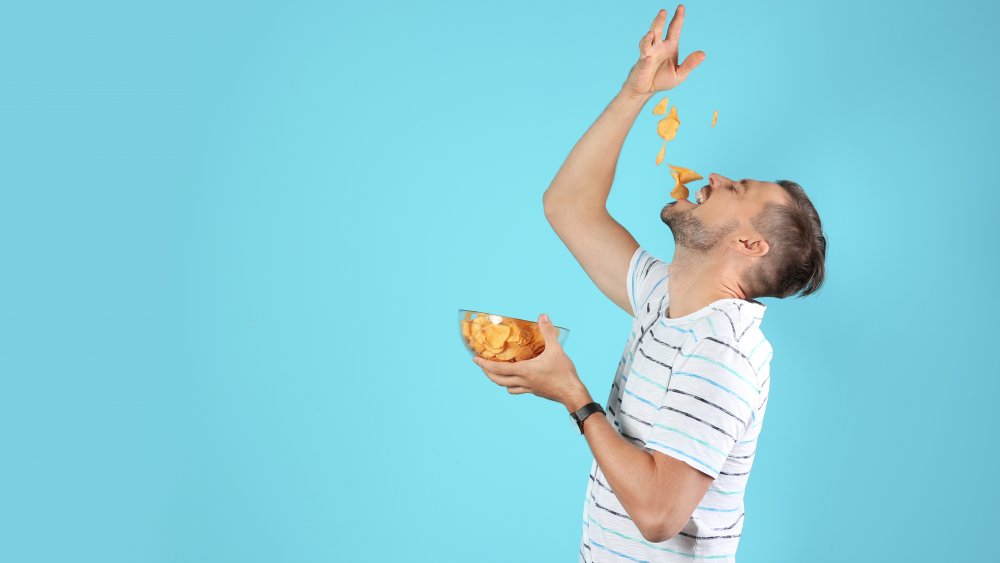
[458,309,570,362]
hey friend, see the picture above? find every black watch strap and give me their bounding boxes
[570,402,606,435]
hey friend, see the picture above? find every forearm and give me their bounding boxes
[543,89,654,213]
[565,389,661,536]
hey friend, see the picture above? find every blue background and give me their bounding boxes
[2,0,997,561]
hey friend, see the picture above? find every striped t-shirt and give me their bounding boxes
[578,246,774,562]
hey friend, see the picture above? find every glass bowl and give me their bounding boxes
[458,309,570,362]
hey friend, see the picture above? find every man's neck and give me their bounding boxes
[666,249,748,319]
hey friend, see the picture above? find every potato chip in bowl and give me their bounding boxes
[458,309,569,362]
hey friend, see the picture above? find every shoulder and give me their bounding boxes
[629,246,670,282]
[681,332,756,380]
[701,300,766,351]
[628,246,671,316]
[680,304,772,391]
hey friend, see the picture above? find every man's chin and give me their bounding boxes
[660,198,695,224]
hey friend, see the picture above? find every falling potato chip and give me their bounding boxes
[711,110,718,128]
[668,164,703,185]
[655,141,666,165]
[669,169,691,201]
[656,107,680,141]
[670,183,690,200]
[669,170,683,199]
[653,97,669,115]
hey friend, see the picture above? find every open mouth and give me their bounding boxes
[695,185,710,204]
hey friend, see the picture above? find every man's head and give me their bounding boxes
[660,173,826,299]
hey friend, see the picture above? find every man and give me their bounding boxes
[472,4,827,561]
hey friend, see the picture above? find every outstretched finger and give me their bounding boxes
[649,8,667,42]
[666,4,686,42]
[676,50,706,82]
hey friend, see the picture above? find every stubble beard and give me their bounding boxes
[660,204,738,254]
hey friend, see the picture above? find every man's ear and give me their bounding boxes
[736,236,769,258]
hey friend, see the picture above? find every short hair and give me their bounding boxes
[744,180,827,299]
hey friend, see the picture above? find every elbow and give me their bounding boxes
[638,509,682,544]
[543,191,604,220]
[639,526,673,545]
[542,191,556,217]
[542,192,574,223]
[542,187,572,218]
[543,198,562,226]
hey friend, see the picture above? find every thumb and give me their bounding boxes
[537,313,561,347]
[676,50,706,82]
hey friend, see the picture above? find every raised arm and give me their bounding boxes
[542,5,705,316]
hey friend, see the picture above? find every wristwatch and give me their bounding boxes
[569,402,606,435]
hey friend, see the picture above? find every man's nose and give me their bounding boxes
[708,173,732,190]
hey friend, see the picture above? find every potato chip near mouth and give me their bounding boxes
[668,164,703,186]
[667,164,702,201]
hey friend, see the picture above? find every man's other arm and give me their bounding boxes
[542,90,652,317]
[566,391,714,543]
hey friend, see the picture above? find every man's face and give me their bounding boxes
[660,173,791,253]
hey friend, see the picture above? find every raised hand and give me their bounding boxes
[622,5,706,98]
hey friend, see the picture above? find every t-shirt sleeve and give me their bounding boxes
[626,245,670,318]
[643,337,759,479]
